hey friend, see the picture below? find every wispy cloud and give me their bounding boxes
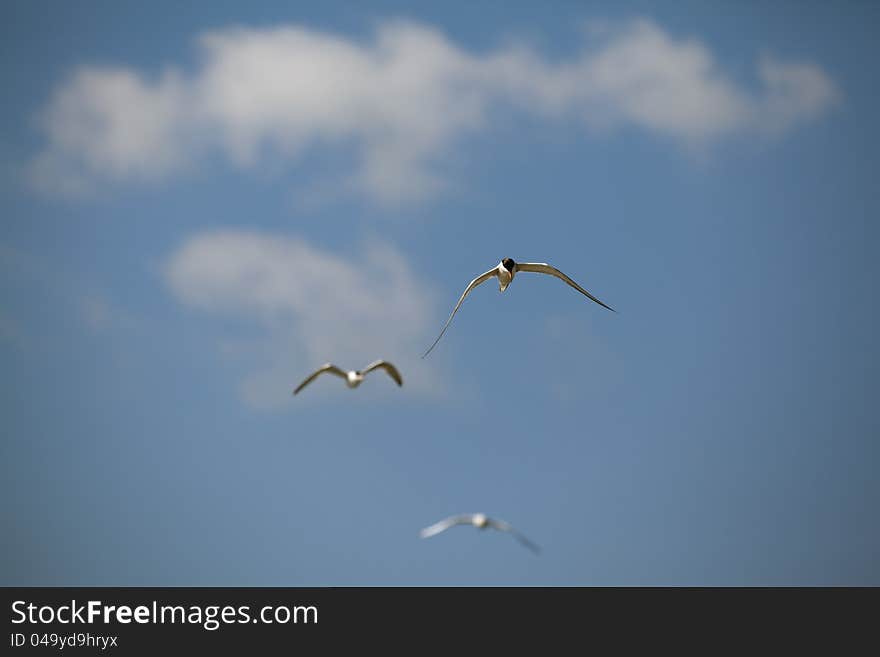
[77,292,144,335]
[164,230,440,408]
[0,312,23,346]
[30,18,839,203]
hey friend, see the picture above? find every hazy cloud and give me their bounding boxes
[164,230,440,408]
[0,312,22,346]
[30,18,839,203]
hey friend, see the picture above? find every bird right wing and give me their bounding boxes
[418,515,474,539]
[361,360,403,386]
[516,262,615,312]
[292,364,348,395]
[488,518,541,554]
[422,268,498,358]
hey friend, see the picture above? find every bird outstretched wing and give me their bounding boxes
[292,364,348,395]
[488,518,541,554]
[422,268,498,358]
[419,514,475,539]
[516,262,615,312]
[361,360,403,386]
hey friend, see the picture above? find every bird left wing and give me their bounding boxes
[422,267,498,358]
[516,262,615,312]
[361,360,403,386]
[419,514,474,539]
[292,364,347,395]
[488,518,541,554]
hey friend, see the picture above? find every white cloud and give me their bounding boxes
[754,56,840,135]
[164,230,440,408]
[30,69,191,197]
[30,18,839,203]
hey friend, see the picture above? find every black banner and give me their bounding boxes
[2,587,875,652]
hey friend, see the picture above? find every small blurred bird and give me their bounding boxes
[419,513,540,554]
[292,360,403,395]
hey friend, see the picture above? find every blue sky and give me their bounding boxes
[2,1,878,585]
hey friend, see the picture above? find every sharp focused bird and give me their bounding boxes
[292,360,403,395]
[419,513,540,554]
[423,258,615,357]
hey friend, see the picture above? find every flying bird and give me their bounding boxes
[419,513,540,554]
[292,360,403,395]
[423,258,615,357]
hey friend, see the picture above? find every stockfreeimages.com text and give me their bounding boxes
[11,600,317,631]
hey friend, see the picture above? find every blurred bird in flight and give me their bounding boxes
[419,513,540,554]
[293,360,403,395]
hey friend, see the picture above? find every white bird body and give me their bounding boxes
[422,257,614,357]
[470,512,489,528]
[496,261,514,292]
[292,360,403,395]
